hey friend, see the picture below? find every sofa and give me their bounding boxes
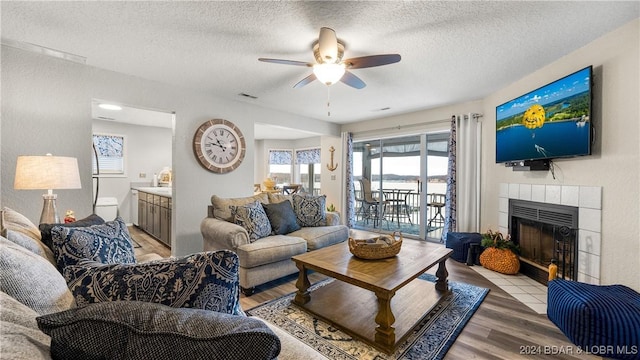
[201,192,349,295]
[0,207,326,360]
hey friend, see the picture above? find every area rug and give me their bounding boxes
[247,274,489,360]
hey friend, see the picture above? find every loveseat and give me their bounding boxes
[201,192,349,295]
[0,207,326,360]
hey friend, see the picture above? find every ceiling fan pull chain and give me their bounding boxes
[327,86,331,117]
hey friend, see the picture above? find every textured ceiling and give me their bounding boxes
[2,1,639,131]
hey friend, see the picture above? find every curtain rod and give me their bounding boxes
[351,113,483,137]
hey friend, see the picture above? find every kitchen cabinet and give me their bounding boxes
[136,189,171,247]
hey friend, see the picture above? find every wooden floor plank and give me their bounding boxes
[129,226,602,360]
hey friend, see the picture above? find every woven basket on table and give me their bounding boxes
[348,231,403,260]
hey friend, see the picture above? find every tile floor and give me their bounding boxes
[470,265,548,314]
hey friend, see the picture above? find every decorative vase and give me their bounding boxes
[263,178,275,190]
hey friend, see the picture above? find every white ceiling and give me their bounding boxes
[2,1,638,138]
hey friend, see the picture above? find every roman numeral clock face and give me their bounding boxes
[193,119,246,173]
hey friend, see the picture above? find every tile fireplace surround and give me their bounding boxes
[498,183,602,285]
[471,183,602,314]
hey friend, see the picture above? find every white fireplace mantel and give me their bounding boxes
[498,183,602,285]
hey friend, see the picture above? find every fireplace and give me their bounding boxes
[509,199,578,285]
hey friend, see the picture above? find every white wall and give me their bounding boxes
[1,45,340,257]
[482,19,639,290]
[92,119,172,224]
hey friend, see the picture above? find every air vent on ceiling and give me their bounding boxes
[97,116,115,121]
[239,93,258,99]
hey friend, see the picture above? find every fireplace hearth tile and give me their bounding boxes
[499,183,509,197]
[519,184,532,200]
[509,183,520,199]
[518,285,547,295]
[545,185,561,204]
[578,230,601,256]
[531,185,545,202]
[499,285,528,294]
[579,186,602,209]
[511,293,543,304]
[470,266,548,314]
[561,186,580,206]
[579,208,602,233]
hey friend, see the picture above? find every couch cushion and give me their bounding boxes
[262,201,301,235]
[39,214,105,250]
[37,301,281,360]
[51,216,136,271]
[3,228,56,266]
[211,193,268,222]
[267,192,292,204]
[292,194,327,227]
[231,201,272,242]
[288,225,349,251]
[1,291,52,360]
[1,207,42,242]
[236,236,307,268]
[63,250,244,316]
[0,237,75,316]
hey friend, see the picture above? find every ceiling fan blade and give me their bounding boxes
[340,71,366,89]
[293,73,317,88]
[343,54,401,69]
[318,27,338,63]
[258,58,312,67]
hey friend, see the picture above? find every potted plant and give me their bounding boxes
[479,229,521,275]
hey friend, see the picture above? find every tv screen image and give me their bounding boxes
[495,66,592,163]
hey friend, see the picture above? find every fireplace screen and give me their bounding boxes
[509,199,578,285]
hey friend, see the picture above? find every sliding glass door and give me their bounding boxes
[353,132,449,241]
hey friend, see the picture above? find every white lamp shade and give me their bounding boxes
[14,155,82,190]
[313,63,346,85]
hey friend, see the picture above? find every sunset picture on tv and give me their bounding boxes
[495,66,592,163]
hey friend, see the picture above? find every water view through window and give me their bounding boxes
[353,132,449,241]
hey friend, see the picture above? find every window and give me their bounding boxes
[92,134,125,175]
[268,149,293,185]
[296,148,321,194]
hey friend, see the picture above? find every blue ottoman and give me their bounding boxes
[547,279,640,360]
[445,232,482,263]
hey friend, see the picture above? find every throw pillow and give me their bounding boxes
[1,207,42,242]
[262,201,301,235]
[292,194,327,227]
[3,228,56,265]
[0,237,75,315]
[39,213,105,250]
[63,250,244,316]
[230,200,272,242]
[51,216,136,271]
[211,193,268,222]
[37,301,280,360]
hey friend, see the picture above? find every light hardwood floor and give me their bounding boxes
[129,226,600,360]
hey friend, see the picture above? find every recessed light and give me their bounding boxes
[98,103,122,111]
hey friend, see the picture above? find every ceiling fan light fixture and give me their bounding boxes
[313,63,345,85]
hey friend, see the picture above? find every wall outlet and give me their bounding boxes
[331,175,336,180]
[139,173,146,178]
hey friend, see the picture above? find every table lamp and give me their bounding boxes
[14,154,82,224]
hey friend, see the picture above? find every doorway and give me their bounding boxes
[91,100,174,228]
[352,132,449,241]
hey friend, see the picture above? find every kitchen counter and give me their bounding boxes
[134,186,172,198]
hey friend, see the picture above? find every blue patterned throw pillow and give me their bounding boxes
[51,216,136,272]
[230,200,272,242]
[292,194,327,227]
[63,250,244,316]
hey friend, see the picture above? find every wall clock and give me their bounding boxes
[193,119,246,174]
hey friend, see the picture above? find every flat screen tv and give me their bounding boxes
[496,66,593,164]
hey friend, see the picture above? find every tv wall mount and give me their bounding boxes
[505,159,551,171]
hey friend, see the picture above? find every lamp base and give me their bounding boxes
[40,193,59,224]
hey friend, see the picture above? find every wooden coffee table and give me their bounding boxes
[291,238,453,354]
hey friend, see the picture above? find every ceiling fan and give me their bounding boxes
[259,27,401,89]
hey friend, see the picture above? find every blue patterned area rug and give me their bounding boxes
[247,274,489,360]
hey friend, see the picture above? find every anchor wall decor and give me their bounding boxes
[326,146,338,172]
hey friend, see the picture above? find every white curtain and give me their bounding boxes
[456,113,482,232]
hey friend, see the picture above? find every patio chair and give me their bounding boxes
[282,184,302,195]
[357,178,388,228]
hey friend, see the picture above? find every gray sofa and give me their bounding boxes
[0,207,326,360]
[201,192,349,295]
